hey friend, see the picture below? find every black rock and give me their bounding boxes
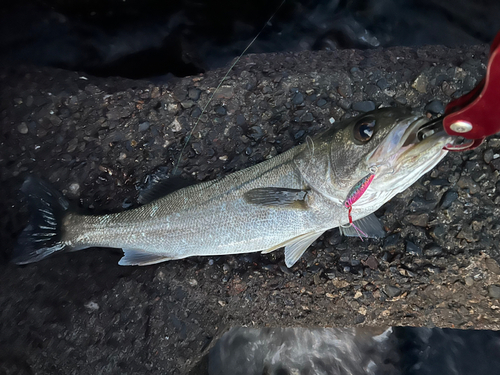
[215,106,227,115]
[292,92,304,105]
[188,88,201,100]
[384,233,401,250]
[424,100,445,115]
[248,126,264,141]
[424,246,443,257]
[405,241,422,256]
[384,285,402,298]
[408,196,437,213]
[376,78,389,90]
[352,101,376,112]
[316,98,327,107]
[440,190,458,209]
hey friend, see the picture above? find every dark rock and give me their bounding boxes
[138,121,150,132]
[248,126,264,141]
[302,113,314,123]
[424,100,445,115]
[376,78,389,90]
[408,196,437,213]
[406,241,422,256]
[488,285,500,299]
[294,130,305,140]
[188,88,201,100]
[215,106,227,115]
[384,285,402,298]
[316,98,327,107]
[431,225,447,239]
[292,92,304,105]
[352,101,376,112]
[440,190,458,209]
[405,213,428,227]
[424,246,443,257]
[484,149,494,164]
[384,233,401,250]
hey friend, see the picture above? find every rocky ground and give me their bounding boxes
[1,45,500,374]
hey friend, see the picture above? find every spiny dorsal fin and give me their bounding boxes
[244,188,309,209]
[339,213,386,239]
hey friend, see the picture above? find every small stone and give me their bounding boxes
[139,121,150,132]
[352,101,376,112]
[294,130,305,140]
[69,183,80,194]
[188,279,198,286]
[465,277,474,286]
[384,285,401,298]
[488,285,500,299]
[180,100,194,109]
[376,78,389,90]
[408,196,437,213]
[292,92,304,105]
[424,246,443,257]
[405,213,429,227]
[26,95,34,107]
[84,301,99,310]
[188,88,201,100]
[316,98,327,107]
[248,126,264,141]
[412,74,428,93]
[362,255,378,270]
[440,190,458,209]
[302,112,314,123]
[406,241,422,256]
[484,149,494,164]
[425,100,445,115]
[338,98,351,110]
[456,225,478,242]
[17,122,28,134]
[215,106,227,115]
[485,258,500,275]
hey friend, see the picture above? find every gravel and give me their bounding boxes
[1,45,500,374]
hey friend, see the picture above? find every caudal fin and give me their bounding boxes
[11,177,70,265]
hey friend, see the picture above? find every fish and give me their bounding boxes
[11,107,453,268]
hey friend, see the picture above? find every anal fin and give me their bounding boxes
[119,249,172,266]
[339,213,386,239]
[283,231,324,268]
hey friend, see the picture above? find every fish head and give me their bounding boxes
[298,107,453,212]
[327,107,453,210]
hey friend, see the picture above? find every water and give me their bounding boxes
[207,327,500,375]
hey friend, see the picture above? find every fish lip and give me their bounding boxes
[368,116,452,166]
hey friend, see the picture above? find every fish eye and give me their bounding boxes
[353,118,376,143]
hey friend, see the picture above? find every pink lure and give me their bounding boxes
[343,173,375,240]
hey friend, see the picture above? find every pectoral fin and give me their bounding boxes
[284,231,324,268]
[119,249,172,266]
[244,188,309,209]
[339,213,386,239]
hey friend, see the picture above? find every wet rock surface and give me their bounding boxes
[1,45,500,374]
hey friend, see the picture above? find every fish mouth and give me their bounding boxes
[368,115,453,167]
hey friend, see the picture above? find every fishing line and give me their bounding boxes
[173,0,287,175]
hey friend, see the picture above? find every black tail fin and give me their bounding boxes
[11,177,70,265]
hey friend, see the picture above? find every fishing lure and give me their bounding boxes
[343,172,375,240]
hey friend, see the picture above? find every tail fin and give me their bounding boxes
[11,177,70,265]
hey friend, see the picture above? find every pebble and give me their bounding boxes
[488,285,500,299]
[406,241,422,256]
[457,176,479,194]
[485,258,500,275]
[301,112,314,123]
[292,92,304,105]
[215,106,227,115]
[188,88,201,100]
[17,122,28,134]
[316,98,327,107]
[376,78,389,90]
[408,196,437,213]
[440,190,458,209]
[484,149,494,164]
[352,101,376,112]
[424,100,445,115]
[294,130,305,140]
[248,126,264,141]
[465,277,474,286]
[139,121,150,132]
[424,246,443,257]
[405,213,428,227]
[384,285,402,298]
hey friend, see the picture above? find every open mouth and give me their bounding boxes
[368,115,453,166]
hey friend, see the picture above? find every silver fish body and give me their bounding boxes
[12,108,453,267]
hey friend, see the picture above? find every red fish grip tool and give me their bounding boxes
[443,31,500,151]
